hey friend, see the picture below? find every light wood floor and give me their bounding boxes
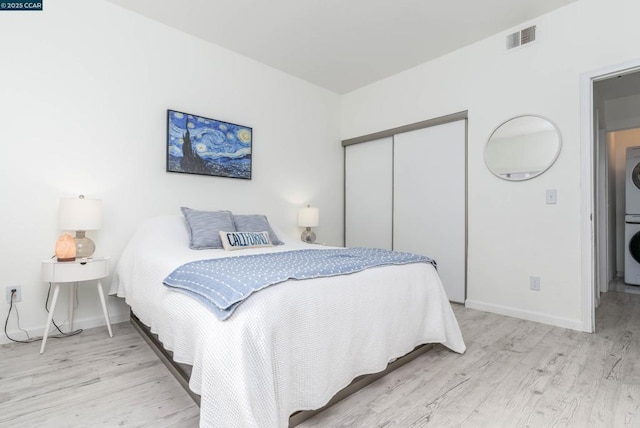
[0,322,200,427]
[2,291,640,427]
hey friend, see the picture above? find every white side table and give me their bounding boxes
[40,257,113,354]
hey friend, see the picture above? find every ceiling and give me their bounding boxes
[108,0,579,94]
[594,70,640,127]
[595,71,640,102]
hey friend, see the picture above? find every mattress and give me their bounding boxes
[109,215,466,427]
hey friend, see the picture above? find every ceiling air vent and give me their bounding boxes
[506,25,537,50]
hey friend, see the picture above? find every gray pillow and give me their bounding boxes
[232,214,283,245]
[181,207,235,249]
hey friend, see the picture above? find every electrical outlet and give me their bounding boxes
[530,276,541,291]
[5,285,21,303]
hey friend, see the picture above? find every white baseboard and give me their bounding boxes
[465,299,585,332]
[0,310,130,346]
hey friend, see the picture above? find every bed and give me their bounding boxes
[109,213,466,427]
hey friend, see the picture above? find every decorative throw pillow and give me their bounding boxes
[181,207,235,249]
[232,214,283,245]
[219,231,273,251]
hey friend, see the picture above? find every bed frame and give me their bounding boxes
[130,311,433,426]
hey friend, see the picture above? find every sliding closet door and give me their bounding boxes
[393,121,466,302]
[345,137,393,249]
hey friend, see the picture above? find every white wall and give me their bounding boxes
[0,0,342,344]
[606,129,617,286]
[605,93,640,132]
[342,0,640,330]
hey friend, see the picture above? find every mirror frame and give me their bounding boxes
[484,114,562,181]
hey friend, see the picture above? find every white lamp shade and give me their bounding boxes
[59,196,103,231]
[298,206,319,228]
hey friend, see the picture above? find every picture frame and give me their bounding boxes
[167,109,252,180]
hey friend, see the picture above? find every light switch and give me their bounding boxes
[546,189,557,204]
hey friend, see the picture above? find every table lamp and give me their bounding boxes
[298,205,319,243]
[59,195,102,258]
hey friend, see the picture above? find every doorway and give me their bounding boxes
[584,62,640,332]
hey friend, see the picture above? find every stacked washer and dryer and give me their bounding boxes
[625,146,640,285]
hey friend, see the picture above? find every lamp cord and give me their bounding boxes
[4,285,83,344]
[4,290,37,343]
[46,282,83,337]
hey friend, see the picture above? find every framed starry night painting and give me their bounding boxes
[166,109,252,180]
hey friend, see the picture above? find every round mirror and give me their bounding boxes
[485,115,561,181]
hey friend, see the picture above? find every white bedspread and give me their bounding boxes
[109,215,466,428]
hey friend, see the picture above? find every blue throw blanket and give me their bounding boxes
[163,247,436,320]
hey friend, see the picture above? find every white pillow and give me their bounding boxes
[219,231,273,251]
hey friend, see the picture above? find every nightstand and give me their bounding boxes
[40,257,113,354]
